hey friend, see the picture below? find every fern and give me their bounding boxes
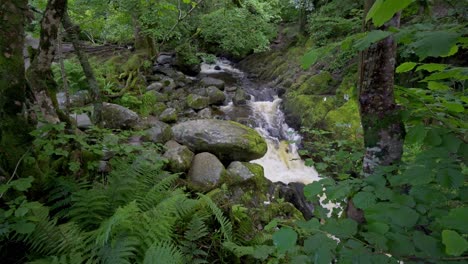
[143,242,185,264]
[68,189,111,230]
[28,253,84,264]
[98,235,139,264]
[198,194,233,242]
[222,242,254,258]
[184,213,210,242]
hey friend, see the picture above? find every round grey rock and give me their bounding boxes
[100,103,139,129]
[188,152,225,188]
[163,145,194,173]
[206,86,226,105]
[159,108,178,123]
[200,77,225,90]
[187,94,210,110]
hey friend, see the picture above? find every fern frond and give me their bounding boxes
[184,213,209,242]
[68,189,111,230]
[94,201,140,246]
[28,253,84,264]
[143,242,185,264]
[98,235,139,264]
[198,194,233,242]
[46,177,89,220]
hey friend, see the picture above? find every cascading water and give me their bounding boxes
[201,59,321,184]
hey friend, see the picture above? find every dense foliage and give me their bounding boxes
[1,0,467,263]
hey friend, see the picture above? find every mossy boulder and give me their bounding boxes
[227,161,264,181]
[297,71,335,95]
[283,92,337,129]
[206,86,226,105]
[325,99,362,140]
[142,121,173,144]
[200,77,225,90]
[172,119,267,162]
[186,94,210,110]
[163,144,194,173]
[100,103,140,129]
[159,107,178,123]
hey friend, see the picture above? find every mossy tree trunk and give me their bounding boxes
[0,0,33,174]
[26,0,69,124]
[62,11,102,123]
[358,0,405,175]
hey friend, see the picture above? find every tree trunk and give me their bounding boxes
[131,13,147,50]
[26,0,69,124]
[62,11,102,123]
[0,0,33,174]
[358,0,405,175]
[57,27,70,113]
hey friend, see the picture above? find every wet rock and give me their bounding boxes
[188,152,226,190]
[172,119,267,162]
[164,140,181,149]
[146,82,164,92]
[156,53,175,65]
[233,89,250,106]
[200,77,225,90]
[142,121,173,144]
[153,102,167,116]
[70,113,92,129]
[186,94,210,110]
[100,103,139,129]
[225,86,238,92]
[206,86,226,105]
[274,182,314,220]
[227,162,264,180]
[159,108,178,123]
[197,108,212,119]
[163,144,194,173]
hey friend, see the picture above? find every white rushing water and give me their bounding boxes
[249,98,320,184]
[204,59,321,184]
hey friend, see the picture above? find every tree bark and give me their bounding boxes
[0,0,33,173]
[57,27,70,113]
[62,11,102,123]
[358,0,405,175]
[26,0,69,124]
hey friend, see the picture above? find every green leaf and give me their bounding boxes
[424,129,442,146]
[304,233,337,264]
[443,102,465,113]
[366,222,389,234]
[406,125,427,145]
[436,167,464,189]
[439,207,468,233]
[297,218,320,232]
[353,191,377,209]
[366,203,418,228]
[387,232,416,256]
[442,230,468,256]
[367,0,415,27]
[14,222,36,234]
[442,134,462,153]
[362,232,388,251]
[322,219,358,238]
[416,63,448,72]
[14,207,29,217]
[427,81,450,91]
[409,31,461,60]
[252,245,274,260]
[354,30,392,51]
[304,182,323,201]
[11,177,34,191]
[396,62,418,73]
[272,227,297,253]
[413,231,443,257]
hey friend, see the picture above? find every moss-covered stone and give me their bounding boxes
[297,71,335,95]
[186,94,210,110]
[326,99,362,140]
[283,92,337,129]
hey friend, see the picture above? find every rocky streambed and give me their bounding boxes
[59,56,327,221]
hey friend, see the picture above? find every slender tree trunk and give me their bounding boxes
[131,13,147,50]
[62,11,102,123]
[0,0,33,174]
[57,27,70,113]
[26,0,69,124]
[358,0,405,175]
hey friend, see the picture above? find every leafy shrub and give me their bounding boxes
[199,7,276,57]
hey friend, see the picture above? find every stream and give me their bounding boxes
[200,59,321,185]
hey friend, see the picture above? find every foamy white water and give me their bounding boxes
[248,98,320,184]
[200,58,244,75]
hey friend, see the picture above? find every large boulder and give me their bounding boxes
[233,89,250,106]
[200,77,225,90]
[142,121,173,143]
[57,90,91,109]
[163,144,194,173]
[100,103,139,129]
[186,94,210,110]
[172,119,267,162]
[188,152,226,190]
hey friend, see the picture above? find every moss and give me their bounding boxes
[325,99,362,140]
[228,121,267,157]
[297,71,334,95]
[284,92,337,129]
